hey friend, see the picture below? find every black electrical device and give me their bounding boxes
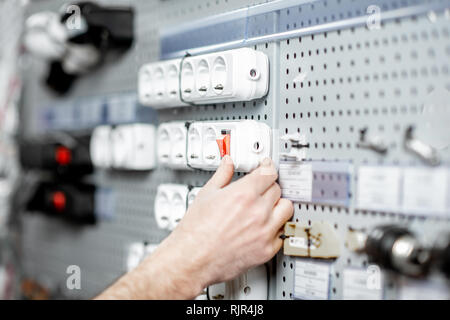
[365,225,431,277]
[26,181,96,225]
[46,2,134,94]
[19,135,93,177]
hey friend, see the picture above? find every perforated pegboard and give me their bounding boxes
[275,11,450,300]
[19,0,450,300]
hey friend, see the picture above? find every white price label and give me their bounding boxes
[357,166,401,212]
[343,268,383,300]
[294,260,330,300]
[279,162,313,202]
[402,167,449,216]
[399,278,450,300]
[289,237,308,249]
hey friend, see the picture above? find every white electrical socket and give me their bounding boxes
[126,242,158,272]
[181,47,269,104]
[187,120,271,172]
[126,242,145,272]
[186,122,203,167]
[154,184,189,231]
[138,48,269,108]
[157,122,189,169]
[90,125,112,168]
[90,124,156,171]
[207,282,230,300]
[207,265,268,300]
[111,125,135,168]
[138,59,188,108]
[230,265,268,300]
[128,124,157,170]
[187,187,201,207]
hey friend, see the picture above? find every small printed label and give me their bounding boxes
[343,267,383,300]
[279,162,313,202]
[357,166,401,212]
[399,278,450,300]
[402,167,448,215]
[294,260,330,300]
[289,237,308,249]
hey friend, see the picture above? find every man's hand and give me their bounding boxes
[95,156,293,300]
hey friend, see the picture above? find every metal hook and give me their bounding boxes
[404,125,440,166]
[357,128,388,154]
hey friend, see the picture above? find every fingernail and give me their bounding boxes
[262,157,272,166]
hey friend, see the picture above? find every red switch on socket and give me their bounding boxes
[52,191,66,212]
[216,133,230,158]
[55,146,72,166]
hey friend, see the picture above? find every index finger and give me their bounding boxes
[233,157,278,195]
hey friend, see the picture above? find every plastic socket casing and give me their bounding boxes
[207,265,268,300]
[157,122,189,169]
[181,47,269,104]
[90,124,156,171]
[90,125,113,168]
[138,59,187,108]
[187,120,271,172]
[154,184,189,231]
[126,242,158,272]
[138,48,269,108]
[187,187,201,207]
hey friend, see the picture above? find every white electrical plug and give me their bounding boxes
[154,184,189,231]
[156,122,189,170]
[187,120,271,172]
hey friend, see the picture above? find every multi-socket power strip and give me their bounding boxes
[90,123,156,171]
[90,120,271,173]
[158,120,272,172]
[138,48,269,108]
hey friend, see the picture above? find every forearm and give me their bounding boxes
[95,236,208,300]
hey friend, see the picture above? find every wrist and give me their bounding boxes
[138,234,210,299]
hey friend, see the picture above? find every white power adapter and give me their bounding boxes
[187,120,271,172]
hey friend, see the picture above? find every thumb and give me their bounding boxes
[204,155,234,189]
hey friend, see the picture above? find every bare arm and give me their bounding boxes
[95,156,293,299]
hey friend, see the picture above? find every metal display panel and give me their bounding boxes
[19,0,450,300]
